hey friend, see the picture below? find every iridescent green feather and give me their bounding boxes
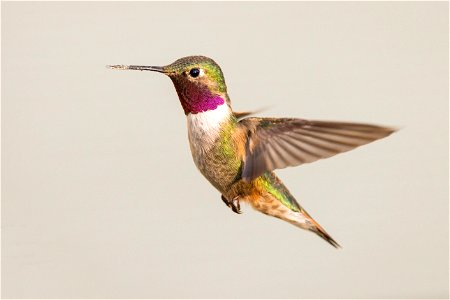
[165,56,227,93]
[216,116,241,171]
[257,172,301,212]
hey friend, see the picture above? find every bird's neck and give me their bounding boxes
[183,93,226,115]
[186,102,236,150]
[171,76,230,115]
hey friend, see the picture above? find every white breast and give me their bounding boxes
[187,104,232,151]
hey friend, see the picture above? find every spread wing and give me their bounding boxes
[239,118,396,181]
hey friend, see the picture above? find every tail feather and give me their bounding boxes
[302,208,341,248]
[311,225,341,248]
[251,172,341,248]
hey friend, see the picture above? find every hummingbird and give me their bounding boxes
[108,55,395,248]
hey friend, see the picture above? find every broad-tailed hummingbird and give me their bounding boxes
[109,56,395,248]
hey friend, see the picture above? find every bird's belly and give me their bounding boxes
[186,105,242,193]
[189,141,240,193]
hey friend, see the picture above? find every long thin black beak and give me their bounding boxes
[107,65,166,73]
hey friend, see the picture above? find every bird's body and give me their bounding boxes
[185,93,340,246]
[109,55,395,248]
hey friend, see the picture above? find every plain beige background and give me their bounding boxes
[2,1,448,299]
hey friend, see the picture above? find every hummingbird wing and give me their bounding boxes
[239,118,396,181]
[233,111,254,120]
[233,107,268,120]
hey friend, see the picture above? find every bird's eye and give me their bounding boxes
[189,68,200,78]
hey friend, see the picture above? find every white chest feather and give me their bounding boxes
[187,104,231,152]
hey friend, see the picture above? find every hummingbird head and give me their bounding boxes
[109,56,229,115]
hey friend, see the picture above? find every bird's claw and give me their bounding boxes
[231,197,242,214]
[221,195,242,214]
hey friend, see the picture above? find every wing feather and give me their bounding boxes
[240,118,396,181]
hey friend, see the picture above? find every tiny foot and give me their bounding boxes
[232,197,241,214]
[221,195,242,214]
[221,195,231,208]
